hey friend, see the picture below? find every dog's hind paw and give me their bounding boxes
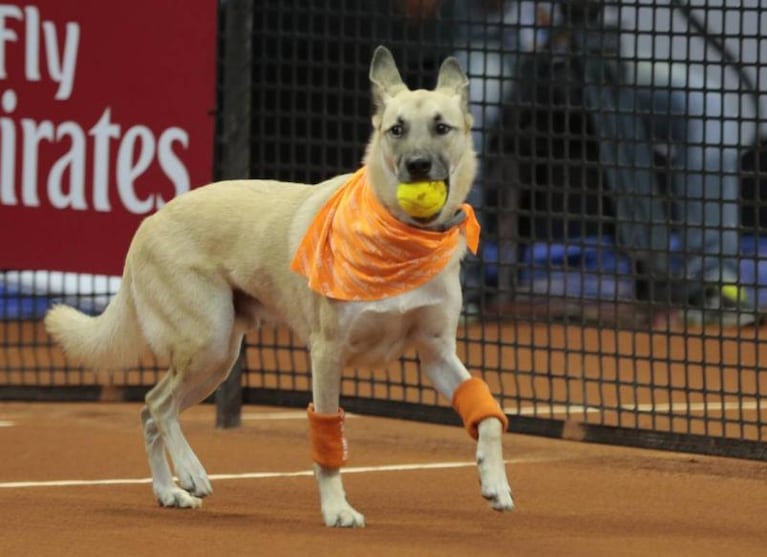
[322,504,366,528]
[156,487,203,509]
[178,471,212,498]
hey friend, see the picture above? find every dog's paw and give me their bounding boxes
[171,453,212,498]
[156,487,203,509]
[475,418,514,512]
[481,481,514,512]
[477,458,515,511]
[177,469,212,498]
[322,503,366,528]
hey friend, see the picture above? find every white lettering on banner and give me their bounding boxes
[23,5,38,81]
[0,5,21,80]
[89,108,121,212]
[48,121,86,210]
[117,126,156,214]
[1,102,193,214]
[0,87,14,204]
[0,4,78,99]
[157,127,191,207]
[20,115,52,207]
[0,4,195,215]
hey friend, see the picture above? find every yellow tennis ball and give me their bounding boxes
[396,180,448,219]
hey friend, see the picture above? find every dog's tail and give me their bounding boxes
[44,271,147,370]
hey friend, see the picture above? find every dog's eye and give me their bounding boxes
[435,123,452,136]
[389,124,404,138]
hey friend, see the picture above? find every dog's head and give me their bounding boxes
[363,46,477,228]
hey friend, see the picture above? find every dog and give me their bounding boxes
[44,46,513,527]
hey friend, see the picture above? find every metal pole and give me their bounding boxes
[216,339,246,429]
[215,0,253,429]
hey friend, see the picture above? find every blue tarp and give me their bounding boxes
[487,234,767,305]
[0,271,118,320]
[0,282,53,320]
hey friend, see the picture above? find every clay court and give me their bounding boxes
[1,401,766,557]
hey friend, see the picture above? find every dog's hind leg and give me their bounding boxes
[309,338,366,528]
[417,336,514,512]
[131,261,246,507]
[140,377,189,507]
[171,332,245,496]
[142,329,244,508]
[141,374,202,508]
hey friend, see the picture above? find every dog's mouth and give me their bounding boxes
[407,176,450,227]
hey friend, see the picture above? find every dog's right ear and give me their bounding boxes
[436,56,470,112]
[369,46,407,123]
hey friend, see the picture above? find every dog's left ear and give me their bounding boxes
[370,46,407,120]
[436,56,470,118]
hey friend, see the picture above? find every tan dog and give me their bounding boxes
[45,46,513,527]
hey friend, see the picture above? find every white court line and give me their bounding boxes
[507,400,764,417]
[0,420,14,428]
[0,456,553,490]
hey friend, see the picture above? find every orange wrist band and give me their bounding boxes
[307,403,349,468]
[452,377,509,440]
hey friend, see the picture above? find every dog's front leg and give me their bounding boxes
[419,340,514,512]
[308,339,365,528]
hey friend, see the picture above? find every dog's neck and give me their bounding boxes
[419,208,467,233]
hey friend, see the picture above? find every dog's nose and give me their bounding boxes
[405,156,432,179]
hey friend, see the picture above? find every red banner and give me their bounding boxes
[0,1,217,275]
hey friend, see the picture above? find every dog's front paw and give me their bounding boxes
[481,479,514,511]
[314,465,365,527]
[477,455,515,511]
[322,502,366,528]
[476,418,515,512]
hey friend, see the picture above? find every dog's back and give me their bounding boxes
[45,175,346,369]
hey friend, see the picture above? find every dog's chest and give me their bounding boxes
[337,276,457,367]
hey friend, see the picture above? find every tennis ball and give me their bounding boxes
[396,180,447,219]
[721,284,746,302]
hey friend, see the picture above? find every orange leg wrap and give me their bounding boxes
[307,403,348,468]
[451,377,509,440]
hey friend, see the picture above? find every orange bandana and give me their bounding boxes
[291,167,480,301]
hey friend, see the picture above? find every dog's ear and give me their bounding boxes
[436,56,470,111]
[369,46,407,118]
